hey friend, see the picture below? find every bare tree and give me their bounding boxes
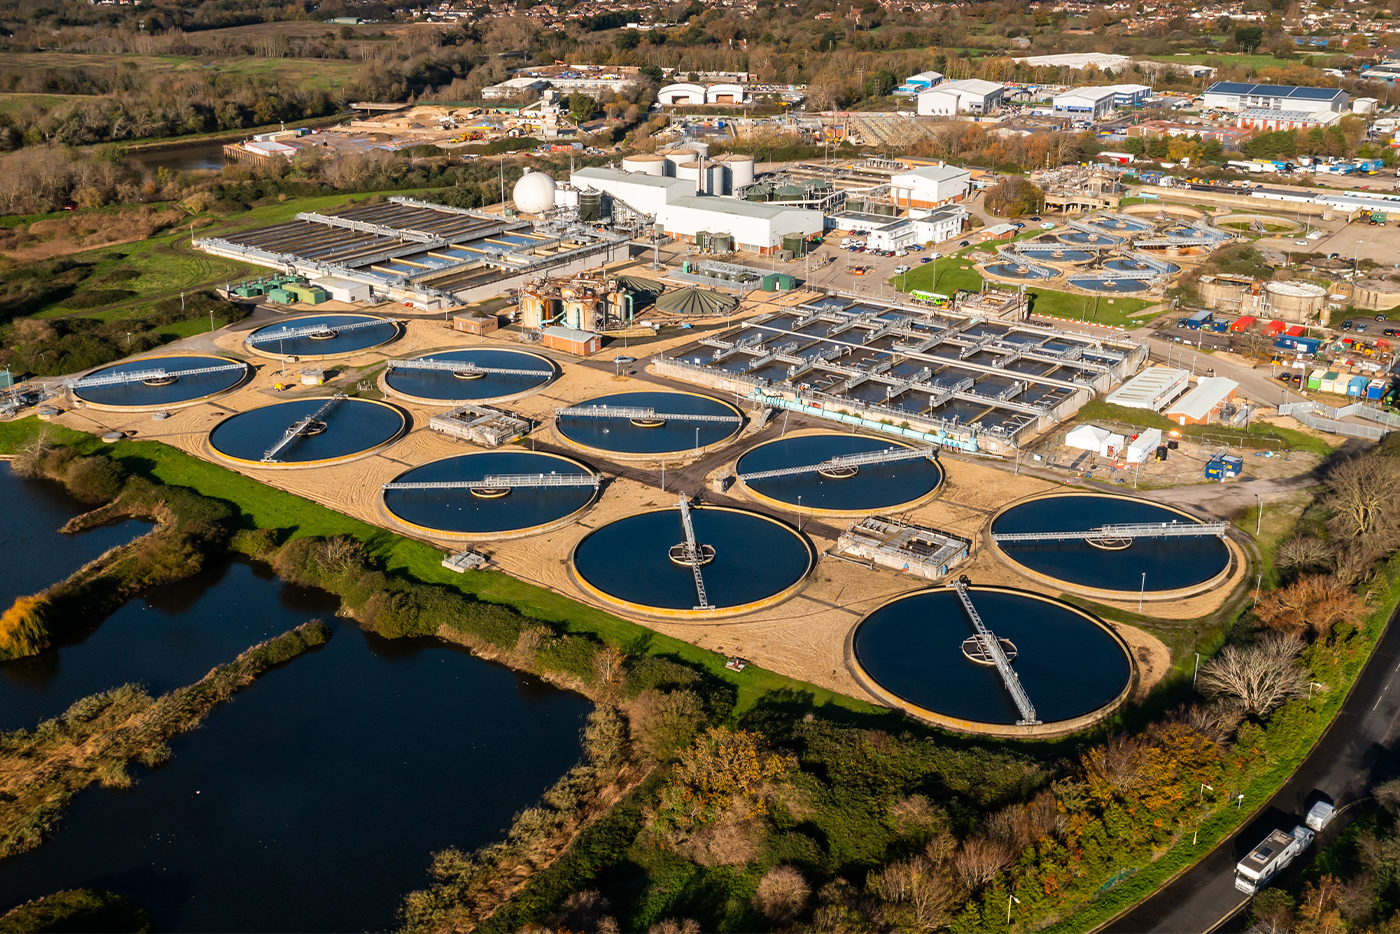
[754,866,811,924]
[952,837,1013,892]
[1253,574,1365,640]
[1198,634,1309,717]
[1324,455,1400,543]
[592,644,627,687]
[1275,535,1333,575]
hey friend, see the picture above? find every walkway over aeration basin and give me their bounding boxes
[382,473,600,491]
[246,318,386,345]
[555,405,742,424]
[71,362,245,389]
[952,577,1039,725]
[992,520,1228,544]
[386,358,552,378]
[738,445,937,481]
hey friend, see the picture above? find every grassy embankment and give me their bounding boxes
[0,418,874,718]
[0,889,152,933]
[0,52,361,93]
[0,621,330,859]
[1076,398,1339,457]
[890,245,1160,328]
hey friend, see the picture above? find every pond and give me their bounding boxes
[0,468,591,932]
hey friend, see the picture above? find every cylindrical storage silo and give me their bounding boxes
[695,231,710,251]
[704,163,728,196]
[872,202,897,216]
[713,232,732,253]
[783,234,806,257]
[677,162,701,192]
[621,153,670,176]
[686,140,710,158]
[1263,281,1326,322]
[746,184,771,202]
[845,199,866,213]
[578,190,603,222]
[661,148,698,172]
[716,153,755,189]
[555,186,580,209]
[1353,279,1400,311]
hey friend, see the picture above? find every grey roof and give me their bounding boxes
[1207,81,1345,101]
[655,287,740,316]
[1238,108,1338,121]
[573,167,691,191]
[669,195,819,219]
[542,325,598,342]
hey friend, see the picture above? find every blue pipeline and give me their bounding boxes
[746,390,980,454]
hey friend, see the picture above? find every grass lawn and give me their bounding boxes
[0,417,883,720]
[1,52,361,93]
[1077,399,1340,456]
[0,92,101,116]
[1139,52,1289,71]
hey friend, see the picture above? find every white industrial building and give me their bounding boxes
[570,167,821,254]
[1014,52,1134,70]
[482,76,550,100]
[1203,82,1349,114]
[1103,367,1189,412]
[311,276,371,303]
[896,71,944,95]
[1236,109,1342,131]
[656,82,747,105]
[840,205,968,251]
[916,79,1006,116]
[1053,87,1119,122]
[889,164,973,208]
[1110,84,1152,107]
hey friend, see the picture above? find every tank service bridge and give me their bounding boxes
[382,473,600,491]
[262,394,345,463]
[247,319,387,346]
[556,405,742,425]
[952,577,1039,726]
[386,358,553,378]
[738,445,937,481]
[70,362,246,389]
[992,521,1229,545]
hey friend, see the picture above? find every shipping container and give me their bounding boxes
[1230,315,1257,332]
[1369,379,1388,400]
[1265,319,1287,336]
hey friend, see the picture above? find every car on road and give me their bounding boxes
[1294,240,1309,246]
[613,355,636,364]
[894,264,911,274]
[958,239,970,247]
[920,257,932,263]
[1028,215,1041,221]
[1377,314,1388,321]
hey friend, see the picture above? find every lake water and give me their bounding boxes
[0,466,591,932]
[128,142,227,173]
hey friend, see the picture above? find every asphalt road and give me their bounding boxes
[1102,604,1400,934]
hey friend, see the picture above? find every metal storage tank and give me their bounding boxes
[746,184,771,202]
[714,153,755,189]
[660,147,698,170]
[783,234,807,256]
[1199,275,1251,311]
[713,232,733,253]
[578,190,603,222]
[704,163,728,195]
[621,153,670,176]
[1353,279,1400,311]
[556,186,581,209]
[695,230,710,251]
[845,198,866,213]
[872,202,897,216]
[1264,281,1327,322]
[775,183,806,202]
[685,140,710,158]
[676,161,701,191]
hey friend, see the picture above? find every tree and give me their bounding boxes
[983,177,1043,217]
[754,866,810,924]
[1253,574,1364,640]
[1325,455,1400,542]
[1235,24,1265,53]
[568,92,597,123]
[1199,633,1309,718]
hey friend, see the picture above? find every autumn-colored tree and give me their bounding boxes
[649,727,793,834]
[0,594,50,660]
[1254,574,1365,640]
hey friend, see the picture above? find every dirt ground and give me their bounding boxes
[45,290,1223,710]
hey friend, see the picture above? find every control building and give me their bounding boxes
[916,79,1006,116]
[1202,82,1349,114]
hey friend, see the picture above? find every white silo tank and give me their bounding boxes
[621,153,669,176]
[661,147,698,172]
[704,163,728,196]
[511,170,557,214]
[556,186,580,209]
[676,162,701,192]
[686,140,710,158]
[718,153,755,189]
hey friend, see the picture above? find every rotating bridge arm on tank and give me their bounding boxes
[246,319,389,346]
[951,578,1039,726]
[386,358,552,378]
[991,521,1229,544]
[738,445,939,482]
[70,362,245,390]
[382,473,599,491]
[676,497,711,610]
[554,405,741,424]
[261,393,346,463]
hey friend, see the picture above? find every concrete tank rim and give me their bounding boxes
[71,352,253,411]
[1263,280,1327,298]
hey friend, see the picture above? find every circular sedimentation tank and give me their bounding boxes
[71,354,250,410]
[244,314,399,360]
[572,505,813,618]
[1069,277,1151,293]
[985,262,1058,280]
[990,493,1231,597]
[382,450,597,540]
[208,397,406,468]
[736,433,943,515]
[1016,248,1094,263]
[555,391,743,459]
[851,585,1133,731]
[382,348,557,404]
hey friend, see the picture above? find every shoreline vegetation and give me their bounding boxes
[0,417,1397,932]
[0,620,330,861]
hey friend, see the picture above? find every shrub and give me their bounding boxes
[0,889,153,933]
[0,595,50,660]
[62,455,125,504]
[754,865,811,924]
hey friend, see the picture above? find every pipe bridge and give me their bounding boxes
[246,319,389,346]
[383,473,598,491]
[952,577,1039,726]
[738,445,937,482]
[262,393,346,463]
[71,362,244,390]
[555,405,740,424]
[676,497,711,610]
[387,358,552,378]
[992,521,1228,544]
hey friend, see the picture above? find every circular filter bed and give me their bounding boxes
[1105,258,1179,274]
[71,354,249,409]
[208,397,406,468]
[1058,231,1122,246]
[736,434,943,514]
[852,586,1132,728]
[383,349,556,404]
[572,506,813,617]
[1069,277,1150,293]
[555,391,743,458]
[985,263,1057,280]
[383,451,597,539]
[991,493,1230,594]
[244,314,399,359]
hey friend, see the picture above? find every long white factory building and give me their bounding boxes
[570,167,823,254]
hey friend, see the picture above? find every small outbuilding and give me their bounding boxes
[1065,424,1127,457]
[1164,376,1239,426]
[540,325,601,356]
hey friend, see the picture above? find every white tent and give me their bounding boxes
[1125,428,1163,464]
[1065,424,1126,457]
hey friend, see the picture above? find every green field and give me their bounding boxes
[0,92,102,116]
[1139,52,1302,72]
[1,53,362,92]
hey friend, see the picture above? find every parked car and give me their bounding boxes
[1341,320,1354,331]
[1040,222,1055,229]
[894,264,911,274]
[920,257,932,263]
[958,239,970,247]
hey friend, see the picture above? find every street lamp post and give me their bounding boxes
[1139,571,1146,613]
